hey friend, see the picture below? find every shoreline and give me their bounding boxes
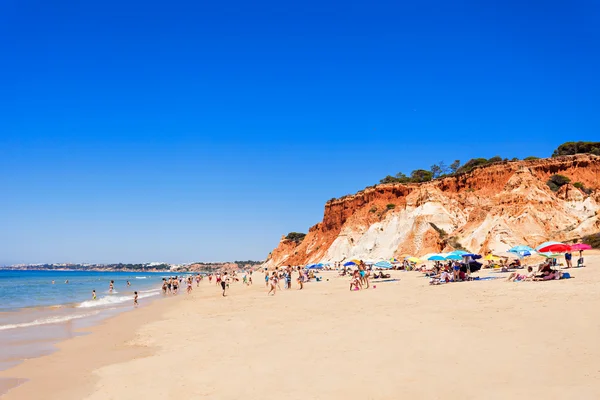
[0,287,184,399]
[3,262,600,399]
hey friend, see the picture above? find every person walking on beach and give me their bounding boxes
[133,291,138,307]
[297,266,304,290]
[248,272,253,285]
[221,272,229,296]
[187,277,193,294]
[92,290,97,300]
[196,275,201,287]
[264,269,270,287]
[268,272,278,295]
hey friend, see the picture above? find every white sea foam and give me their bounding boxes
[77,290,160,309]
[0,311,101,331]
[135,276,147,279]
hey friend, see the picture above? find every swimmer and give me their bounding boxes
[65,280,69,284]
[127,281,131,287]
[51,280,55,284]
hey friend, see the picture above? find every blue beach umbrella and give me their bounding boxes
[449,250,469,256]
[374,260,393,269]
[462,253,482,259]
[444,253,462,261]
[509,245,534,253]
[427,254,446,261]
[343,261,357,267]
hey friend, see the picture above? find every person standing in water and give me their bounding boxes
[109,280,114,293]
[92,290,97,300]
[127,281,131,287]
[133,291,138,307]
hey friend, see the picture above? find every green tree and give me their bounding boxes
[449,160,461,174]
[285,232,306,243]
[430,164,442,179]
[552,141,600,157]
[410,169,433,182]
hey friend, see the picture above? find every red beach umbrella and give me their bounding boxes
[536,242,572,253]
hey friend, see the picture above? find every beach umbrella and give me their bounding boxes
[406,257,421,263]
[343,261,357,267]
[536,241,571,253]
[462,253,482,260]
[444,253,463,261]
[307,264,323,269]
[509,245,534,253]
[539,252,562,258]
[570,243,592,251]
[427,254,446,261]
[449,250,469,256]
[374,260,393,269]
[493,251,521,260]
[484,254,500,261]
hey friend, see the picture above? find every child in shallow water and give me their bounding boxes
[134,291,138,307]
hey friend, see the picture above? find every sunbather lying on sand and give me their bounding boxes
[506,266,534,282]
[429,271,453,285]
[533,270,563,281]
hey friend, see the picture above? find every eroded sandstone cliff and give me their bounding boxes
[264,154,600,269]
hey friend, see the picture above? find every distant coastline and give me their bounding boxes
[1,260,263,273]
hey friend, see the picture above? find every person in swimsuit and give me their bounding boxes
[297,266,304,290]
[109,280,114,293]
[162,278,168,295]
[507,266,534,282]
[221,272,229,296]
[209,274,213,283]
[133,291,138,307]
[187,277,193,294]
[127,281,131,287]
[196,275,201,287]
[173,277,179,294]
[92,290,97,300]
[167,278,172,294]
[268,272,278,295]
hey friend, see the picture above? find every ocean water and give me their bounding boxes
[0,270,165,313]
[0,270,172,375]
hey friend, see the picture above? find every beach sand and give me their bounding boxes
[2,254,600,399]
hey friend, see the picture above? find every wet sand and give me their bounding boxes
[2,255,600,399]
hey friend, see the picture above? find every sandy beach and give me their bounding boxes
[2,255,600,400]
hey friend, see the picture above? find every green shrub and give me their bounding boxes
[369,206,377,213]
[524,156,540,160]
[574,182,593,195]
[548,174,571,187]
[386,204,396,210]
[552,142,600,157]
[285,232,306,243]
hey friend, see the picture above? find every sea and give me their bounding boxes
[0,270,170,375]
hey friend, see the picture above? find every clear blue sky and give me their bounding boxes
[1,1,599,264]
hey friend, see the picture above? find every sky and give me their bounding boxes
[1,0,599,264]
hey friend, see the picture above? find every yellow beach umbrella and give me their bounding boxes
[406,257,421,263]
[484,254,500,261]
